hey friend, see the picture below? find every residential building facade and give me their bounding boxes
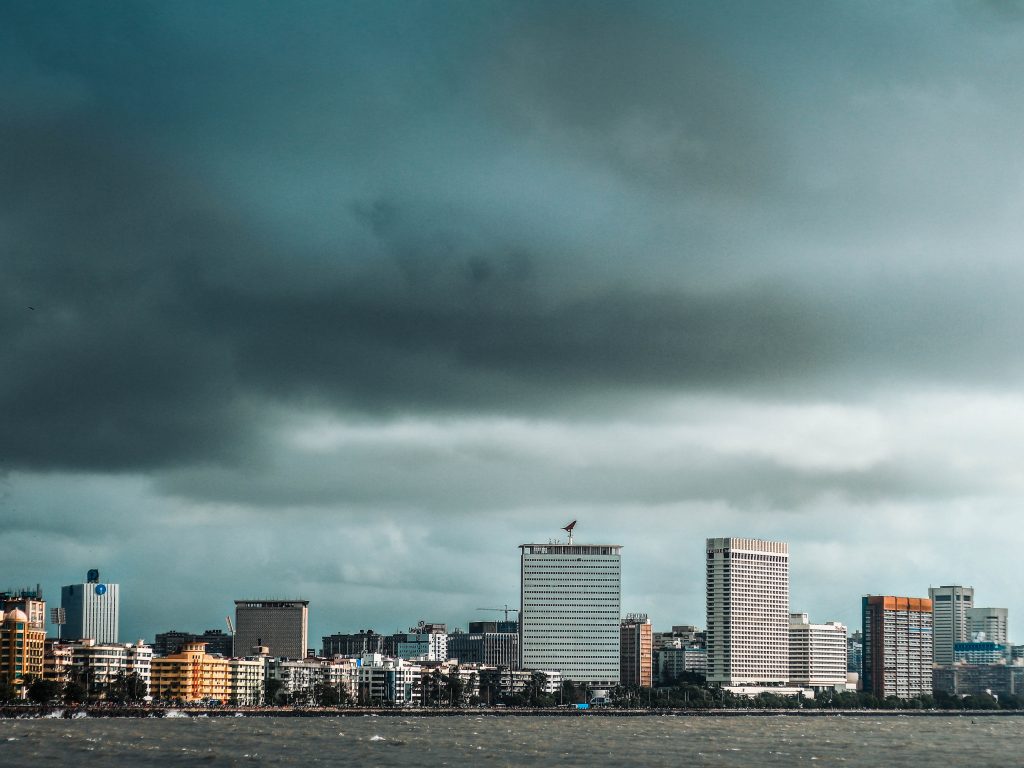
[862,595,933,700]
[788,613,848,690]
[967,607,1009,645]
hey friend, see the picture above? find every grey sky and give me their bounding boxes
[3,1,1024,645]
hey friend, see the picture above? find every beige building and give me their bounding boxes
[788,613,848,690]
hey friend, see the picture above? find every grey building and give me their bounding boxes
[234,600,309,658]
[61,569,119,644]
[967,607,1009,644]
[928,585,973,666]
[933,664,1024,698]
[322,630,388,657]
[519,541,622,686]
[448,632,519,668]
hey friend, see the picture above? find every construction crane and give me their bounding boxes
[476,604,520,622]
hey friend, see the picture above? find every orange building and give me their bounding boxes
[862,595,933,700]
[150,642,230,703]
[620,614,653,688]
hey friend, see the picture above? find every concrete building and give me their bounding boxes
[468,620,518,634]
[447,631,519,668]
[788,613,848,690]
[67,639,152,700]
[151,641,230,703]
[322,630,388,657]
[655,645,707,684]
[43,639,73,684]
[233,600,309,659]
[847,631,863,674]
[967,607,1009,645]
[1,587,46,632]
[266,656,358,705]
[393,624,448,661]
[61,570,119,644]
[227,657,266,705]
[355,654,421,706]
[954,641,1008,665]
[862,595,933,700]
[933,664,1024,698]
[1,609,46,693]
[653,625,705,651]
[706,537,789,685]
[619,614,653,688]
[519,540,622,686]
[928,586,973,666]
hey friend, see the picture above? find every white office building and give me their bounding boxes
[967,607,1008,644]
[519,541,622,686]
[706,537,789,685]
[788,613,848,690]
[61,570,119,644]
[928,585,973,666]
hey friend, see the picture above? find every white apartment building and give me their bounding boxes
[706,537,789,685]
[355,654,421,706]
[227,658,265,705]
[928,586,973,666]
[967,607,1008,644]
[519,542,622,686]
[788,613,848,690]
[67,639,152,698]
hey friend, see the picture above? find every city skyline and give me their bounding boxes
[5,2,1024,649]
[6,525,1012,649]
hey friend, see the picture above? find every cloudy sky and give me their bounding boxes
[4,1,1024,647]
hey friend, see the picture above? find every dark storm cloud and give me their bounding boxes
[3,0,1024,480]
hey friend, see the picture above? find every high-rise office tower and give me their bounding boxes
[519,538,622,686]
[928,586,973,665]
[705,537,789,685]
[233,600,309,658]
[967,607,1008,644]
[61,569,119,644]
[619,613,653,687]
[862,595,933,700]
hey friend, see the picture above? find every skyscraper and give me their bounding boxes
[705,537,789,685]
[862,595,933,700]
[61,569,119,644]
[967,607,1008,644]
[233,600,309,659]
[928,586,973,665]
[519,538,622,686]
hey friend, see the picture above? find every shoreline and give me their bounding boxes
[2,705,1022,719]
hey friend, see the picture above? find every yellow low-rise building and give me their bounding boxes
[0,609,46,694]
[151,642,230,703]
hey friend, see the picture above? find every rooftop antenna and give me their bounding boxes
[562,519,577,545]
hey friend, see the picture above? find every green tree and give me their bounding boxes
[264,678,285,705]
[27,678,64,704]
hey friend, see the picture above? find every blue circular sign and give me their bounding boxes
[94,584,107,596]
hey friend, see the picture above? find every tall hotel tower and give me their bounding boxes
[862,595,933,699]
[61,569,119,644]
[706,537,789,685]
[519,534,622,686]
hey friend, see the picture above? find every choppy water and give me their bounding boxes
[0,714,1020,766]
